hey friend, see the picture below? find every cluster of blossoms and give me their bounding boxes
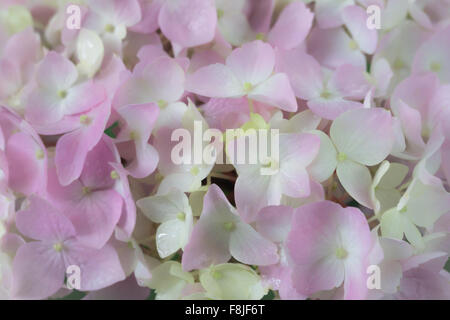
[0,0,449,300]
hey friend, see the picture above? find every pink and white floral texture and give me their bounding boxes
[0,0,448,300]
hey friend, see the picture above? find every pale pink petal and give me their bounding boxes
[79,137,119,190]
[68,189,123,249]
[63,81,106,116]
[275,49,323,100]
[413,26,450,83]
[65,241,126,291]
[330,64,370,100]
[330,108,394,166]
[159,0,217,48]
[16,196,76,242]
[6,132,45,195]
[308,130,338,183]
[307,27,366,69]
[336,160,373,209]
[25,89,65,125]
[392,100,426,156]
[308,98,364,120]
[115,57,185,109]
[287,201,372,297]
[342,5,378,54]
[36,51,77,90]
[409,3,433,30]
[117,103,159,178]
[226,40,275,86]
[0,60,21,99]
[109,163,136,238]
[186,63,244,98]
[127,143,159,179]
[371,58,393,98]
[246,0,274,33]
[267,1,313,50]
[12,242,65,300]
[314,0,354,29]
[88,0,142,27]
[229,222,279,266]
[391,73,439,120]
[255,205,293,243]
[278,133,320,197]
[55,102,110,186]
[2,27,41,74]
[130,0,162,34]
[249,73,298,112]
[182,184,237,271]
[343,260,368,299]
[234,170,282,223]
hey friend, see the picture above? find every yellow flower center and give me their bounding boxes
[58,90,67,99]
[177,212,186,221]
[190,166,200,176]
[243,82,253,93]
[335,247,348,259]
[35,149,45,160]
[255,33,266,41]
[110,170,119,180]
[393,58,404,70]
[320,90,332,99]
[223,221,235,231]
[348,40,359,51]
[129,130,139,140]
[211,270,222,279]
[82,186,91,195]
[430,61,442,73]
[217,9,224,19]
[157,100,168,109]
[53,242,63,252]
[337,152,347,162]
[105,24,115,33]
[79,115,91,125]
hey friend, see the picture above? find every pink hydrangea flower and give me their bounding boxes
[0,0,448,301]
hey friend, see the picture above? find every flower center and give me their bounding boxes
[110,170,119,180]
[82,186,91,195]
[393,58,404,70]
[58,90,67,99]
[105,24,115,33]
[430,61,441,72]
[79,115,92,125]
[211,270,222,279]
[157,99,168,109]
[35,149,44,160]
[217,9,224,19]
[190,166,200,176]
[129,130,139,140]
[53,242,63,252]
[337,152,347,162]
[320,90,332,99]
[243,82,253,93]
[335,247,348,259]
[255,33,265,41]
[348,40,359,51]
[223,221,235,231]
[261,157,279,170]
[177,212,186,221]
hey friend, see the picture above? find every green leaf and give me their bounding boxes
[104,121,119,138]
